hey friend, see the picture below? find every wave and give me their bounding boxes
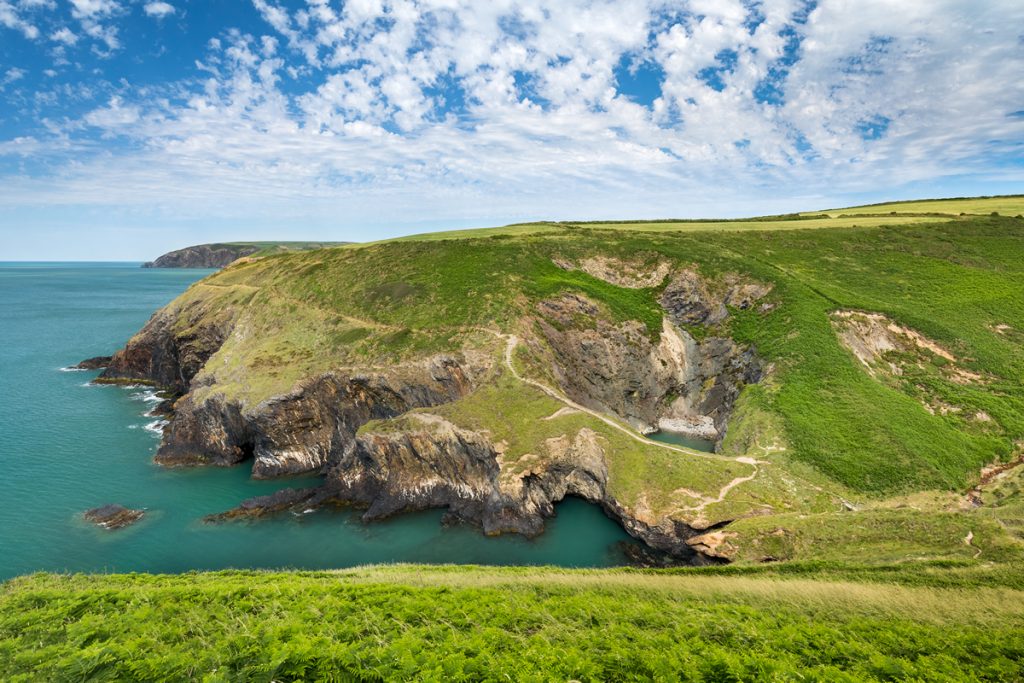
[144,419,169,436]
[129,388,163,403]
[59,366,87,372]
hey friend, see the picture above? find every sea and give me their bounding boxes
[0,262,639,580]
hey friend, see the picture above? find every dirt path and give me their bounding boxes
[498,332,762,509]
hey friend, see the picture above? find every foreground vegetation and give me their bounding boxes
[3,563,1024,681]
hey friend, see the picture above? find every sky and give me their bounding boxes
[1,0,1023,260]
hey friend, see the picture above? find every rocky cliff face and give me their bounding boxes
[216,415,718,561]
[98,299,234,392]
[143,244,261,269]
[535,287,763,443]
[156,357,485,478]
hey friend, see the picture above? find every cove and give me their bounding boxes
[0,263,639,580]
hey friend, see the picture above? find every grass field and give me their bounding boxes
[3,563,1023,681]
[364,214,954,245]
[358,195,1022,245]
[808,195,1024,217]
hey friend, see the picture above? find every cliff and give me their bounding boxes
[142,241,345,268]
[92,214,1024,565]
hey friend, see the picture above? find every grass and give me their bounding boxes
[572,214,954,233]
[3,564,1024,682]
[358,215,955,245]
[809,194,1024,217]
[212,241,347,257]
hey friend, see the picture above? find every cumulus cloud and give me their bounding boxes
[68,0,121,51]
[0,0,1022,235]
[0,1,40,38]
[84,96,141,128]
[143,2,174,18]
[50,26,77,44]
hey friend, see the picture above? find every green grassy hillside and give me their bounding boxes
[3,564,1024,682]
[133,205,1024,563]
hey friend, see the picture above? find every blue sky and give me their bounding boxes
[1,0,1023,260]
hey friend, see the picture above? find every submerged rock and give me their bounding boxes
[84,504,144,530]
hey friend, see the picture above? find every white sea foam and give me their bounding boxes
[59,366,86,372]
[129,389,161,402]
[144,419,169,436]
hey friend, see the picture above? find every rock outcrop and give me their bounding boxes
[213,415,715,559]
[534,291,762,442]
[84,504,144,530]
[156,357,485,478]
[142,242,347,269]
[74,356,112,370]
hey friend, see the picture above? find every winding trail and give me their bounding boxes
[498,332,763,511]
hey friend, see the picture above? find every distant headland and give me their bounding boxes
[142,241,347,269]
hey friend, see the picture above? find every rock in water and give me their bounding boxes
[84,504,145,530]
[75,356,112,370]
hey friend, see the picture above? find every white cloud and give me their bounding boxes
[1,67,26,87]
[1,0,1023,239]
[68,0,121,51]
[69,0,119,18]
[50,26,78,44]
[84,96,141,128]
[0,1,40,38]
[143,1,175,18]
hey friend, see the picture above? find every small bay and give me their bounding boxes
[0,263,637,580]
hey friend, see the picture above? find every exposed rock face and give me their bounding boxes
[535,293,762,441]
[84,504,144,530]
[832,309,993,420]
[553,255,672,289]
[93,286,489,479]
[142,244,261,269]
[98,302,234,393]
[157,357,484,478]
[216,416,708,559]
[833,309,988,387]
[660,270,772,326]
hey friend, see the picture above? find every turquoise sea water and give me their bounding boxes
[0,263,638,580]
